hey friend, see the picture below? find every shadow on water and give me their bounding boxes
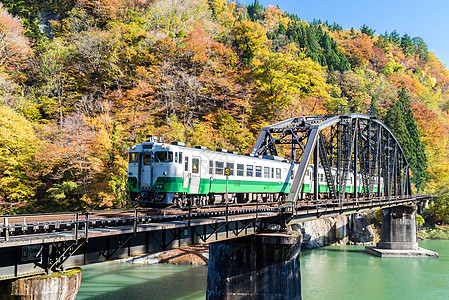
[76,264,207,300]
[319,247,368,254]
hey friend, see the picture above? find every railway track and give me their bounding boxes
[0,194,433,242]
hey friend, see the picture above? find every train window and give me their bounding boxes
[247,165,253,177]
[215,162,224,175]
[142,153,151,165]
[192,158,199,174]
[264,167,270,178]
[185,157,189,171]
[129,152,138,163]
[175,152,178,163]
[179,152,183,164]
[237,164,244,176]
[319,174,324,182]
[209,161,214,174]
[226,163,234,175]
[276,168,281,179]
[256,166,262,178]
[154,151,173,163]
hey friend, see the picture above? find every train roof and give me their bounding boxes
[130,140,291,163]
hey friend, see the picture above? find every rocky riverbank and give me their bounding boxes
[125,245,210,265]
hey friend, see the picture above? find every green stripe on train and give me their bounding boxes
[136,176,383,195]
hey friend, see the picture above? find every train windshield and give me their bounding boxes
[142,153,152,165]
[154,151,173,163]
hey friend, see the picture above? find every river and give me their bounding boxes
[76,240,448,300]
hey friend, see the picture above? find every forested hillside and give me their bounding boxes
[1,0,448,214]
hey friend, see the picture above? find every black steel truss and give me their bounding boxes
[251,114,411,204]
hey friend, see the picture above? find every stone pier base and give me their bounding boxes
[365,246,438,257]
[0,268,82,300]
[206,233,302,300]
[366,205,438,258]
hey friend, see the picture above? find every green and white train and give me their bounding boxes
[128,137,384,207]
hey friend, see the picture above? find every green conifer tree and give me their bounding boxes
[370,95,380,119]
[401,34,415,56]
[384,86,427,190]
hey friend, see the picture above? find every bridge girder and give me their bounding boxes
[251,114,411,204]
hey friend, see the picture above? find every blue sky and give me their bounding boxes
[238,0,449,68]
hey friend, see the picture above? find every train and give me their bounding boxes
[128,137,384,207]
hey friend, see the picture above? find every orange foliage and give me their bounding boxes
[0,4,32,70]
[412,102,447,150]
[339,34,375,69]
[182,22,214,64]
[388,73,427,95]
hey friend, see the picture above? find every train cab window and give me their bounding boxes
[226,163,234,175]
[256,166,262,178]
[185,157,189,171]
[319,173,324,182]
[276,168,281,179]
[247,165,253,177]
[129,153,138,163]
[264,167,270,178]
[154,151,173,163]
[179,152,183,164]
[142,153,151,165]
[215,161,224,175]
[237,164,244,176]
[209,161,214,174]
[192,158,199,174]
[175,152,178,163]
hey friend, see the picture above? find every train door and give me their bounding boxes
[139,153,153,190]
[183,157,189,189]
[189,157,201,194]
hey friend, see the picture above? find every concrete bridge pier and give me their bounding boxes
[206,233,302,300]
[0,268,82,300]
[366,205,438,257]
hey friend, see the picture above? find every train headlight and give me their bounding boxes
[131,145,136,150]
[161,144,166,149]
[163,171,167,176]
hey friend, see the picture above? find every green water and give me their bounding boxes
[76,240,449,300]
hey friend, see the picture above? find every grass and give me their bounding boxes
[41,268,81,279]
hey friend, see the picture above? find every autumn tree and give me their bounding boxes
[231,19,268,64]
[250,44,332,121]
[0,3,32,70]
[0,106,39,213]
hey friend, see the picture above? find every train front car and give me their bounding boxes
[128,138,181,206]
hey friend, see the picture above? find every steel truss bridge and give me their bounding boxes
[0,114,433,280]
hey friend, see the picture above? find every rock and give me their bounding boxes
[350,213,375,244]
[290,213,375,249]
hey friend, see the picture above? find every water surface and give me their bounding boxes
[76,240,449,299]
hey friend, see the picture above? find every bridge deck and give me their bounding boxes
[0,195,433,280]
